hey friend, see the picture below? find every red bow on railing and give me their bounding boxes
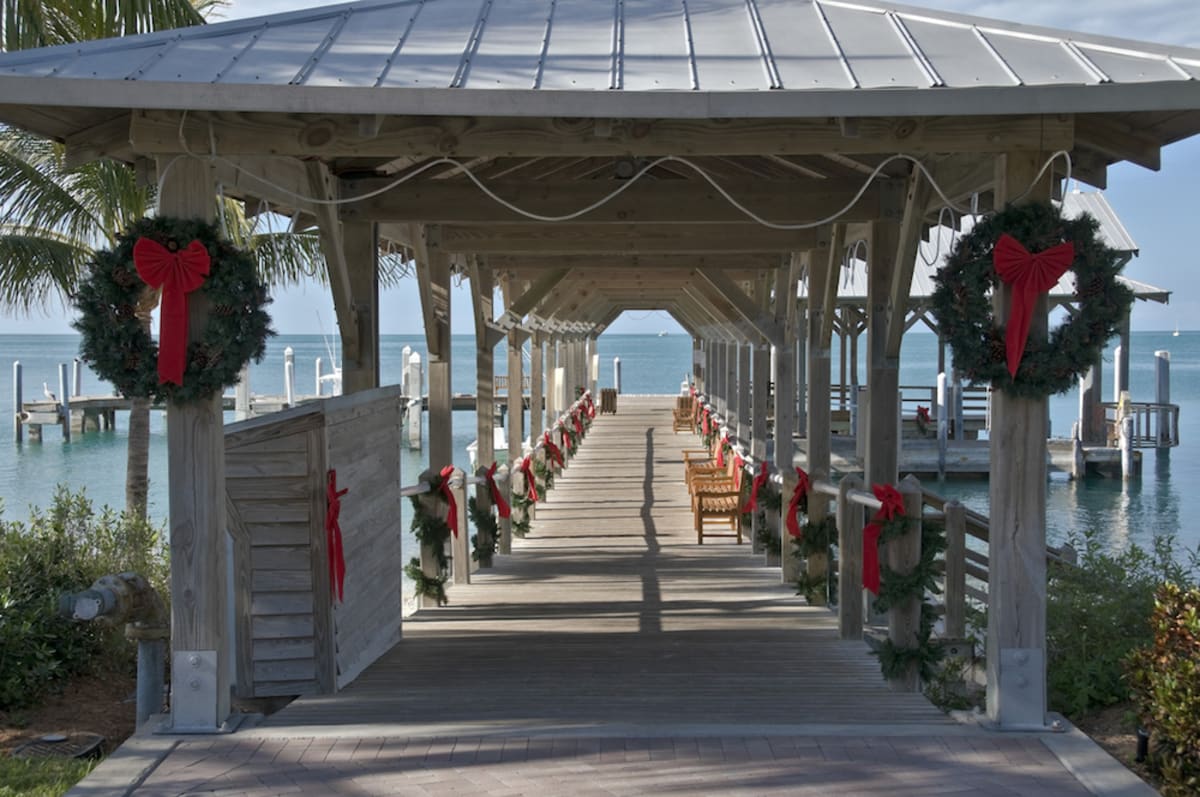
[573,411,584,438]
[862,483,906,595]
[439,465,458,537]
[543,432,564,467]
[586,393,596,419]
[520,457,539,503]
[485,461,511,519]
[993,233,1075,378]
[716,435,729,468]
[325,469,349,602]
[733,454,745,490]
[742,461,770,514]
[133,237,211,386]
[916,406,930,424]
[786,467,810,538]
[702,409,711,437]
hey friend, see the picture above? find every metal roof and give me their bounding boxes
[0,0,1198,119]
[801,191,1168,305]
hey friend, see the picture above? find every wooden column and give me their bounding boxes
[545,334,558,428]
[530,330,544,439]
[159,156,229,732]
[737,344,751,443]
[775,257,801,582]
[505,326,526,554]
[837,474,865,639]
[987,152,1053,729]
[1078,360,1104,445]
[413,226,453,472]
[806,227,840,598]
[589,334,600,397]
[341,222,379,394]
[713,342,725,416]
[751,342,769,463]
[888,475,925,692]
[469,258,497,565]
[866,220,901,487]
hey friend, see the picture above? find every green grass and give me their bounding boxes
[0,756,97,797]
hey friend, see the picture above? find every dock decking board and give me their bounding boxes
[261,396,951,737]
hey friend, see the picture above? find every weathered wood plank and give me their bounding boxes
[252,614,315,641]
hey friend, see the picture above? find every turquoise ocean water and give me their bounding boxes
[1,331,1197,562]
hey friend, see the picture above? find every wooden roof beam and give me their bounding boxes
[132,111,1075,159]
[695,268,784,346]
[437,223,817,254]
[1076,116,1162,171]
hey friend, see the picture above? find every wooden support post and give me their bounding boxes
[416,469,445,609]
[776,256,801,582]
[986,151,1053,729]
[58,363,70,443]
[451,468,471,584]
[413,225,453,472]
[341,222,379,394]
[1078,360,1104,445]
[469,258,497,566]
[837,474,865,639]
[1155,350,1171,447]
[752,342,769,464]
[1115,318,1131,399]
[530,330,544,439]
[545,335,558,428]
[806,225,841,477]
[737,344,751,443]
[505,326,526,549]
[589,334,600,397]
[804,468,830,605]
[944,500,966,640]
[866,219,900,487]
[158,155,229,732]
[13,361,21,443]
[495,464,512,554]
[888,475,924,692]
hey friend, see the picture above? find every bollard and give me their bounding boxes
[315,357,324,396]
[400,345,413,396]
[1155,350,1171,447]
[72,357,82,398]
[406,353,424,448]
[614,357,622,394]
[936,372,948,479]
[284,347,295,406]
[13,361,22,443]
[1121,415,1135,479]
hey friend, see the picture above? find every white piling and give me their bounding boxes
[315,357,323,396]
[72,358,82,398]
[614,357,622,394]
[1155,350,1171,447]
[1120,415,1135,479]
[936,372,948,478]
[401,345,413,396]
[1113,345,1126,402]
[13,361,22,443]
[284,346,295,406]
[235,364,250,421]
[406,352,423,448]
[58,362,70,442]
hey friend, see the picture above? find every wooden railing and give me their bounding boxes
[1101,401,1180,448]
[493,374,532,394]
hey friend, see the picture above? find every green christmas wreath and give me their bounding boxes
[930,202,1133,399]
[73,216,273,404]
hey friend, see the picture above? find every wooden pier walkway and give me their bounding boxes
[85,397,1142,795]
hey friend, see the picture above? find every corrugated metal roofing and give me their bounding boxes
[1,0,1197,94]
[800,191,1164,304]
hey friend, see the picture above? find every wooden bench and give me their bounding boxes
[672,395,696,433]
[690,457,744,545]
[600,388,617,414]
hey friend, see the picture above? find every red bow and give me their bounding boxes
[733,455,745,490]
[573,411,584,438]
[702,410,711,437]
[543,432,564,467]
[586,395,596,419]
[325,469,348,602]
[742,461,770,514]
[716,436,729,468]
[133,237,211,386]
[485,461,511,519]
[520,457,539,503]
[993,233,1075,378]
[862,483,906,594]
[916,406,930,423]
[439,465,458,537]
[786,467,810,539]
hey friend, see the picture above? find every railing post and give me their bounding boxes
[837,474,864,639]
[944,500,966,640]
[888,475,925,692]
[451,468,470,584]
[780,469,800,582]
[496,464,512,555]
[416,469,444,609]
[803,469,830,604]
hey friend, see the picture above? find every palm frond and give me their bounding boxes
[0,229,90,311]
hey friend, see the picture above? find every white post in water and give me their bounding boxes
[58,362,70,443]
[400,345,412,396]
[407,352,423,448]
[936,372,948,479]
[1113,345,1126,402]
[614,357,622,394]
[13,361,22,443]
[284,346,295,406]
[72,358,82,398]
[315,358,323,396]
[235,364,250,421]
[1120,415,1135,479]
[1155,350,1171,447]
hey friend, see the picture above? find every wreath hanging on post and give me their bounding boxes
[72,216,273,404]
[930,202,1133,399]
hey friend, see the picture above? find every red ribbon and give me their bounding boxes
[862,483,906,594]
[485,461,511,519]
[863,522,883,595]
[439,464,458,537]
[742,461,769,513]
[325,469,348,602]
[993,233,1075,378]
[916,406,930,423]
[543,432,564,467]
[716,436,729,468]
[586,394,596,419]
[702,410,711,437]
[133,237,211,386]
[573,411,584,438]
[733,455,744,489]
[520,457,539,503]
[786,467,810,539]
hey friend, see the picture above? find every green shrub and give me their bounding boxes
[1126,583,1200,796]
[1045,530,1194,718]
[0,488,168,710]
[0,756,97,797]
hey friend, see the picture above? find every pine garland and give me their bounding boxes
[467,496,498,566]
[533,458,555,491]
[930,202,1134,398]
[408,471,453,603]
[72,216,273,404]
[511,492,533,537]
[870,516,948,683]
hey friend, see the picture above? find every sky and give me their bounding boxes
[2,0,1198,336]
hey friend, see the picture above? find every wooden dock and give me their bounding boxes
[259,395,950,737]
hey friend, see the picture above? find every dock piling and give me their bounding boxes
[58,362,70,443]
[1155,350,1171,447]
[283,347,295,407]
[613,357,621,394]
[72,358,82,398]
[13,361,22,443]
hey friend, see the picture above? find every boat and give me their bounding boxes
[658,330,668,337]
[1173,324,1181,337]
